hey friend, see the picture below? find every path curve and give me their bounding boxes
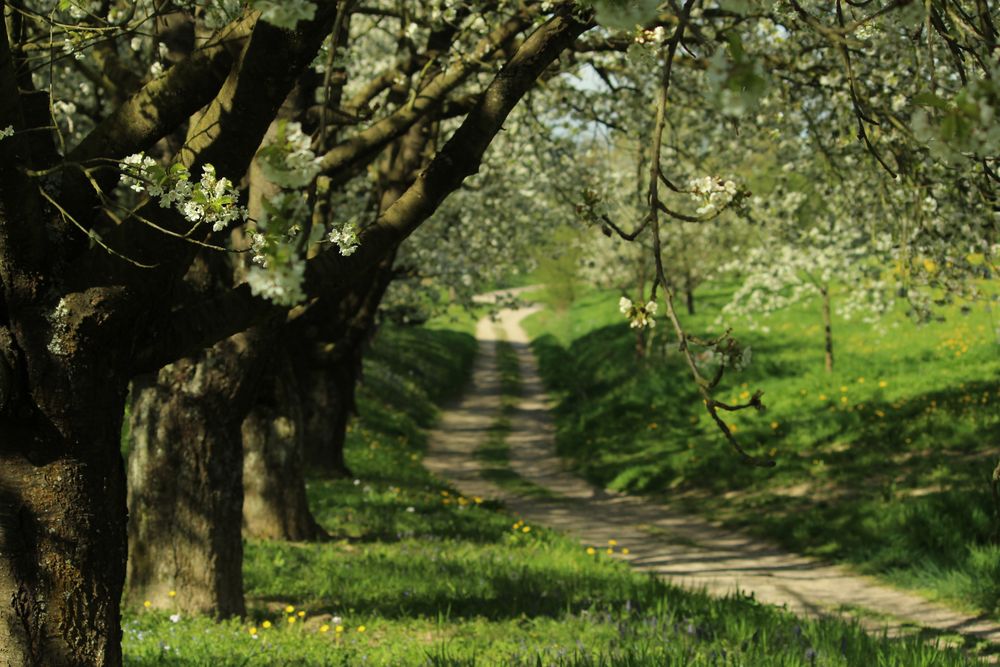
[424,303,1000,648]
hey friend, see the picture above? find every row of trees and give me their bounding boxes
[0,0,996,664]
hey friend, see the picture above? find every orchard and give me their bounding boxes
[0,0,996,665]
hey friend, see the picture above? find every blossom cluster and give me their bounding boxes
[688,176,739,217]
[327,223,359,257]
[0,125,14,141]
[634,26,668,45]
[119,154,248,232]
[619,296,657,329]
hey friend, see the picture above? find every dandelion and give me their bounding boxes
[357,625,366,633]
[770,421,780,430]
[522,526,531,533]
[840,396,848,404]
[857,377,865,383]
[473,497,483,504]
[249,627,257,636]
[262,621,272,629]
[287,617,296,625]
[168,590,177,598]
[586,547,596,555]
[608,539,618,546]
[818,394,827,401]
[335,625,344,633]
[285,605,295,613]
[622,548,630,555]
[143,601,151,608]
[606,548,614,555]
[840,386,848,393]
[878,380,888,388]
[297,610,306,618]
[739,391,750,400]
[320,624,330,633]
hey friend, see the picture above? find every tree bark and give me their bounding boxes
[242,362,324,541]
[0,312,128,665]
[126,330,268,617]
[0,409,127,667]
[821,286,834,373]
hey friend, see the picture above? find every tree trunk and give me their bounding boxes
[242,363,324,541]
[126,330,268,617]
[821,286,834,373]
[299,356,354,478]
[0,388,127,666]
[685,273,696,316]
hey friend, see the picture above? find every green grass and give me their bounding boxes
[122,314,989,665]
[522,282,1000,618]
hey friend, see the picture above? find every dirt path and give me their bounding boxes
[423,304,1000,649]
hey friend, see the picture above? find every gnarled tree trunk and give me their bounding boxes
[0,309,130,667]
[126,330,268,617]
[0,410,127,667]
[242,362,323,541]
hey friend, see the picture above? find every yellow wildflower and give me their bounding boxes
[622,548,630,555]
[297,611,305,618]
[168,590,177,598]
[249,627,257,636]
[285,605,295,613]
[770,421,779,430]
[320,624,330,633]
[335,625,344,633]
[357,625,367,633]
[522,526,531,533]
[262,621,272,629]
[287,617,296,625]
[586,547,596,555]
[143,601,151,609]
[878,380,888,388]
[608,539,618,546]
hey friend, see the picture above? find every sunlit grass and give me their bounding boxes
[523,281,1000,617]
[122,313,988,665]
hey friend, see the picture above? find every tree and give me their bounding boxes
[0,1,591,663]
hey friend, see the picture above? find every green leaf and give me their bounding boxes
[591,0,660,31]
[912,92,949,110]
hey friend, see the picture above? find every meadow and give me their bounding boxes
[522,282,1000,621]
[121,307,990,665]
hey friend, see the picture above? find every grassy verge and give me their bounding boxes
[123,316,988,665]
[522,282,1000,620]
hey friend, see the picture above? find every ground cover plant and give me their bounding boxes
[122,318,987,665]
[523,282,1000,619]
